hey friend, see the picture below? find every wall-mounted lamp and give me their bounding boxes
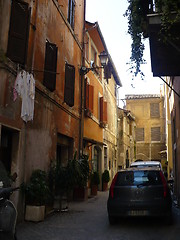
[80,51,108,75]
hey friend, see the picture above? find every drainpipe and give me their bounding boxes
[79,0,86,157]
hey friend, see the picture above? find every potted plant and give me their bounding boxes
[90,171,100,196]
[23,169,51,222]
[102,169,110,191]
[73,155,90,201]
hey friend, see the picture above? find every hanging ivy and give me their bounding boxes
[125,0,180,79]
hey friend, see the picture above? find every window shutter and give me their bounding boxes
[103,101,107,123]
[150,103,160,118]
[151,127,161,141]
[135,128,144,141]
[100,97,103,123]
[43,42,57,92]
[64,64,75,107]
[7,0,30,64]
[85,80,89,109]
[89,85,94,113]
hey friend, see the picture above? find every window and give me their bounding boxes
[104,147,108,169]
[7,0,30,65]
[68,0,75,30]
[91,45,97,66]
[100,97,107,127]
[64,63,75,107]
[43,41,58,92]
[151,127,161,141]
[135,128,144,142]
[150,103,160,118]
[84,79,94,115]
[85,34,89,61]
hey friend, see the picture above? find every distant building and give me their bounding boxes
[117,108,136,169]
[125,94,167,171]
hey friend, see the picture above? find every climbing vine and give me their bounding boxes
[125,0,180,79]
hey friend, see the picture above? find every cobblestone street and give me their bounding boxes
[17,191,180,240]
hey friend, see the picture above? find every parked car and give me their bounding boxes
[130,160,162,170]
[107,167,172,225]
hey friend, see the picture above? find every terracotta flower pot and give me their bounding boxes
[102,182,108,191]
[91,185,98,196]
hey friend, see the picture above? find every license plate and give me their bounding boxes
[128,210,149,216]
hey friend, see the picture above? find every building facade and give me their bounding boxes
[125,94,167,170]
[82,21,121,190]
[117,108,136,169]
[0,0,85,220]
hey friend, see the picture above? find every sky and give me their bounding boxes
[85,0,163,106]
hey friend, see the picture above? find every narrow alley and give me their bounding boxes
[17,191,180,240]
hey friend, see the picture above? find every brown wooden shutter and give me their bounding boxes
[100,97,103,123]
[85,81,89,109]
[103,101,107,123]
[64,63,75,107]
[89,85,94,113]
[43,42,57,92]
[7,0,30,64]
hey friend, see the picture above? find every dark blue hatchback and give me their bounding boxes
[107,167,172,224]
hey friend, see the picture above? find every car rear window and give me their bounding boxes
[115,170,162,186]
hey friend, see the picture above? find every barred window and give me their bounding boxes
[135,128,144,142]
[151,127,161,141]
[150,103,160,118]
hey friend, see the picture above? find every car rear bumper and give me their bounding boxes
[107,199,172,217]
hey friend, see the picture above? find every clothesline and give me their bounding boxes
[16,63,60,75]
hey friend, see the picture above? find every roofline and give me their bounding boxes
[85,21,122,87]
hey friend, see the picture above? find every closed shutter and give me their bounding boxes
[7,0,30,64]
[43,42,57,92]
[64,63,75,107]
[135,128,144,141]
[150,103,160,118]
[151,127,161,141]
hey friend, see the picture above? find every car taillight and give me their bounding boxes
[110,173,118,198]
[160,171,168,198]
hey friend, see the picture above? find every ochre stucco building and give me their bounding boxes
[125,94,167,171]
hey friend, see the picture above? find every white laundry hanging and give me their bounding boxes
[14,70,35,122]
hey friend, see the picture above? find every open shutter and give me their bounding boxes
[64,64,75,107]
[100,97,103,123]
[89,85,94,113]
[7,0,30,64]
[85,80,89,109]
[43,42,57,92]
[103,101,107,123]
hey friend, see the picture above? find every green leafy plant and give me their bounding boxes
[125,0,180,78]
[102,170,110,183]
[91,171,100,186]
[51,153,90,196]
[23,169,51,206]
